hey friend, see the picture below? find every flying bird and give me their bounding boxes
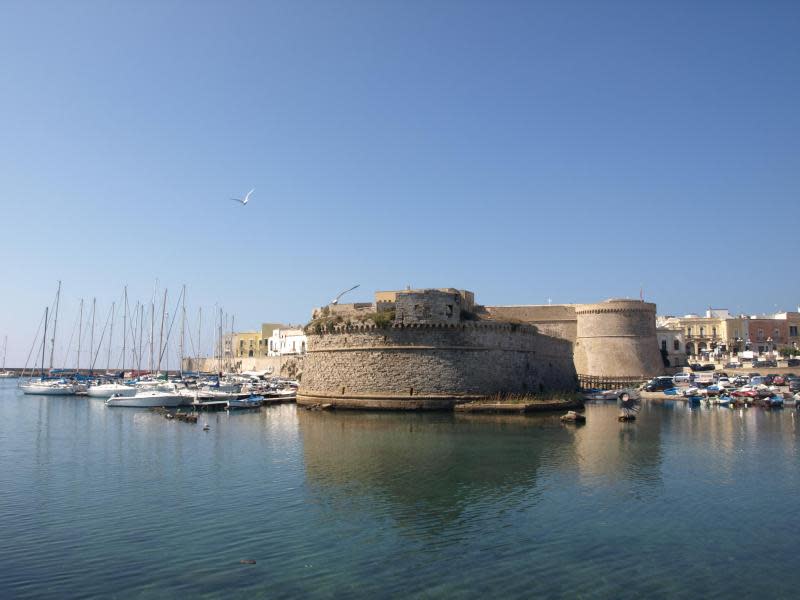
[232,188,254,205]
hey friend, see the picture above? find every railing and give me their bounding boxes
[578,375,648,391]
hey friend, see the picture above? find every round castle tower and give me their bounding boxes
[572,299,662,387]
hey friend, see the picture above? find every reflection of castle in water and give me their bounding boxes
[562,404,665,489]
[297,410,576,531]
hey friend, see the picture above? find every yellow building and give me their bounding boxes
[233,331,261,358]
[669,309,747,356]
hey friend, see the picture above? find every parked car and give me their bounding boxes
[690,363,715,372]
[787,359,800,367]
[748,372,762,377]
[644,376,676,392]
[763,375,777,385]
[673,372,694,384]
[733,375,750,386]
[724,362,740,370]
[772,375,786,386]
[713,372,729,381]
[750,376,767,386]
[789,379,800,393]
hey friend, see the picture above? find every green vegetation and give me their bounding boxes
[779,347,799,357]
[304,315,344,335]
[470,391,584,405]
[364,309,396,328]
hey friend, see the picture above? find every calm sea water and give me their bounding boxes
[1,379,798,599]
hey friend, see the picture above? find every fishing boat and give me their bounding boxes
[106,390,186,407]
[87,382,137,398]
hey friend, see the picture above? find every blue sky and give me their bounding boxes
[1,1,799,365]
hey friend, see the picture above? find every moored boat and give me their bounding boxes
[227,395,265,409]
[87,383,137,398]
[20,380,77,395]
[106,390,186,407]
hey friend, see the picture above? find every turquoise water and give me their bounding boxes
[1,380,799,599]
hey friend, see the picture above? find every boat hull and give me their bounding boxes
[106,394,186,408]
[87,385,137,398]
[20,384,76,396]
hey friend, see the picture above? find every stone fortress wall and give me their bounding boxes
[299,321,577,410]
[299,288,664,410]
[573,300,663,386]
[484,300,664,387]
[299,288,577,409]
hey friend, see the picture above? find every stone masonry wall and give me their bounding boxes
[299,322,577,408]
[573,300,662,382]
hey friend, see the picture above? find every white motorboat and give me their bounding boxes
[87,383,137,398]
[20,380,77,395]
[0,371,17,379]
[106,390,186,407]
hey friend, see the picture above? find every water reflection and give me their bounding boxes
[297,409,572,531]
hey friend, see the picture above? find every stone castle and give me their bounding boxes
[298,288,663,410]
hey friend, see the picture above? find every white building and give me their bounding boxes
[267,328,307,356]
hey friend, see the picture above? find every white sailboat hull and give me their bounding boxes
[20,383,77,395]
[106,392,187,407]
[87,384,137,398]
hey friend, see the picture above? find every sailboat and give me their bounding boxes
[0,335,16,378]
[21,290,77,396]
[87,287,135,398]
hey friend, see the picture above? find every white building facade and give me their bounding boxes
[267,328,307,356]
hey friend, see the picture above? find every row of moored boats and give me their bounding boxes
[18,373,298,408]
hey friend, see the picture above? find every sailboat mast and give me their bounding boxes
[138,304,144,372]
[2,335,7,370]
[77,299,84,372]
[218,307,223,373]
[157,289,167,373]
[107,302,115,372]
[197,307,202,371]
[89,298,96,374]
[121,287,128,376]
[41,307,49,378]
[179,285,186,376]
[48,280,61,371]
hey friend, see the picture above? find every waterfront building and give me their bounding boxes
[233,331,261,358]
[267,328,307,356]
[663,309,748,357]
[655,324,687,367]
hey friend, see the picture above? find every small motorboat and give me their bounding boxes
[663,387,680,396]
[767,396,784,408]
[227,395,265,410]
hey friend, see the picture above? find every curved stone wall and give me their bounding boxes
[298,322,577,410]
[573,299,662,384]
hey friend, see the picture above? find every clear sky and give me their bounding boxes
[1,1,799,366]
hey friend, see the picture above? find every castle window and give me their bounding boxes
[446,304,453,317]
[661,340,667,352]
[674,339,680,351]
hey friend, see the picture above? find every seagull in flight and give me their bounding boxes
[232,188,254,205]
